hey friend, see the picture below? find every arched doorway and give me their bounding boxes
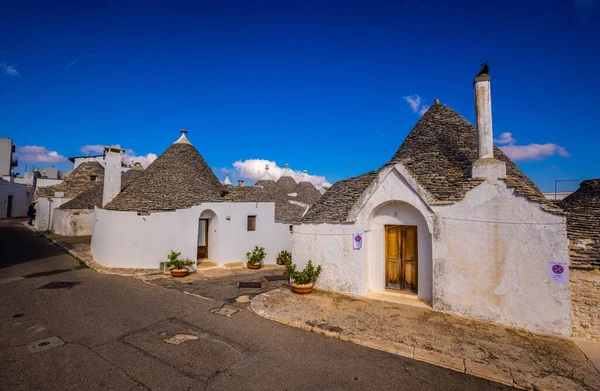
[198,209,218,260]
[365,201,433,301]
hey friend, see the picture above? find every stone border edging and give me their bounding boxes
[250,290,519,389]
[22,222,163,278]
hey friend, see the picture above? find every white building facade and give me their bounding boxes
[293,70,571,337]
[91,132,300,269]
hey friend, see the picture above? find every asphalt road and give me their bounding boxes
[0,219,515,391]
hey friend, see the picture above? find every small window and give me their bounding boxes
[90,175,97,181]
[289,225,293,233]
[247,215,256,231]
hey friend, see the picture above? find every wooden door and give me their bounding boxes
[385,225,418,293]
[197,219,209,259]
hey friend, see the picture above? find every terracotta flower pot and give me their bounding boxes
[247,262,262,270]
[169,268,190,277]
[290,282,314,294]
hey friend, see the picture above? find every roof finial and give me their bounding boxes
[285,163,289,169]
[174,129,192,145]
[265,164,269,171]
[434,98,440,105]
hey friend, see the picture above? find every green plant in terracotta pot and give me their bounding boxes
[276,250,292,265]
[285,260,323,294]
[165,250,194,277]
[246,246,266,270]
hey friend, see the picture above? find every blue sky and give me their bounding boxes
[1,0,598,191]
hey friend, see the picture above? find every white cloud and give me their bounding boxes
[80,144,105,154]
[231,159,331,188]
[500,143,570,161]
[16,145,67,163]
[494,132,516,145]
[418,105,430,116]
[493,133,570,161]
[403,95,422,113]
[123,151,157,168]
[1,63,20,77]
[403,95,429,116]
[79,144,157,168]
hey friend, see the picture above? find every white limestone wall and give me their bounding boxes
[292,222,364,295]
[0,181,29,218]
[432,180,571,337]
[91,202,292,269]
[293,166,435,299]
[35,197,71,230]
[355,167,434,301]
[52,209,94,236]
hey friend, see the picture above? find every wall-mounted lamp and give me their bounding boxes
[226,216,231,220]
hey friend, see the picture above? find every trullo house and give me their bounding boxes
[292,67,571,337]
[91,132,321,269]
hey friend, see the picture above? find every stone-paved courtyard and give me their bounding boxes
[252,289,600,391]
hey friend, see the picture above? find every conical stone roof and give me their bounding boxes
[59,168,145,210]
[36,161,105,199]
[303,101,561,223]
[105,135,226,212]
[561,179,600,269]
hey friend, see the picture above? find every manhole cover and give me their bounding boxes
[26,336,65,353]
[238,282,262,288]
[162,333,199,345]
[24,269,72,278]
[38,281,80,289]
[210,307,239,317]
[264,275,288,282]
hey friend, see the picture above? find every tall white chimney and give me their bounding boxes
[102,146,124,206]
[471,63,506,180]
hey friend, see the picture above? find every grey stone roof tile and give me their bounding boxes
[35,162,105,200]
[561,179,600,269]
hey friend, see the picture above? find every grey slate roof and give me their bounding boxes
[561,179,600,269]
[276,175,298,195]
[302,170,379,223]
[303,102,561,223]
[295,181,322,206]
[59,168,145,210]
[36,162,105,199]
[105,141,227,212]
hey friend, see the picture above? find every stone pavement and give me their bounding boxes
[251,289,600,391]
[3,219,514,390]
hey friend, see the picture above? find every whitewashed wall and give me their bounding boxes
[35,197,71,230]
[292,165,571,337]
[431,179,571,337]
[52,209,94,236]
[293,166,435,299]
[0,181,30,218]
[293,222,364,295]
[91,202,292,269]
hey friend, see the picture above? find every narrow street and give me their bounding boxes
[0,219,513,391]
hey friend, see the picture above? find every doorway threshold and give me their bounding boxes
[366,291,432,309]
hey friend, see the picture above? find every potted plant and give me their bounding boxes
[246,246,266,270]
[285,260,323,294]
[276,250,292,265]
[165,250,195,277]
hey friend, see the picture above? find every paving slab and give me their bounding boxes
[123,319,243,381]
[251,288,600,391]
